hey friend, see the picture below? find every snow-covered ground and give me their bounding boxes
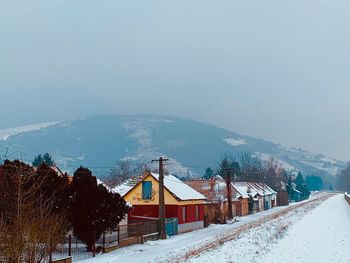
[79,194,330,263]
[188,194,350,263]
[260,194,350,263]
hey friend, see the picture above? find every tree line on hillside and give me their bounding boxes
[0,156,128,263]
[336,163,350,192]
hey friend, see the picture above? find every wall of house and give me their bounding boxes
[128,204,204,234]
[234,199,249,216]
[277,191,289,206]
[264,195,272,210]
[178,221,204,233]
[271,193,277,207]
[178,204,204,224]
[252,200,259,213]
[242,199,249,215]
[258,197,264,212]
[128,205,179,222]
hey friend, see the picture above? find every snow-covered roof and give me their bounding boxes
[293,188,302,194]
[232,184,250,199]
[233,182,277,198]
[112,177,140,196]
[151,173,206,201]
[96,178,113,191]
[112,173,205,201]
[250,182,277,196]
[184,179,226,202]
[185,178,277,202]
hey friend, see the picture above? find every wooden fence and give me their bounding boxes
[51,221,159,262]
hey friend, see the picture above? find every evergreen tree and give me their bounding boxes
[68,167,128,251]
[217,156,240,180]
[32,154,43,167]
[336,164,350,192]
[203,167,214,180]
[35,163,70,215]
[42,153,55,166]
[295,172,304,190]
[295,172,310,200]
[301,183,310,199]
[305,175,324,191]
[286,175,293,197]
[32,153,55,167]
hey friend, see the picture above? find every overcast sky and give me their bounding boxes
[1,0,350,161]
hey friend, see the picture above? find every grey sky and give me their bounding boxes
[1,0,350,161]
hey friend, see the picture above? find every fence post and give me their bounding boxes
[49,238,52,263]
[103,232,106,253]
[141,222,144,244]
[68,235,72,257]
[92,230,96,257]
[117,226,120,245]
[137,223,140,243]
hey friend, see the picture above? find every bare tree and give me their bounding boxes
[263,157,286,188]
[0,160,67,263]
[107,160,144,186]
[239,152,264,182]
[0,201,65,263]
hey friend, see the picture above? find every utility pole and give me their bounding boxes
[152,157,169,239]
[225,168,233,220]
[263,177,266,210]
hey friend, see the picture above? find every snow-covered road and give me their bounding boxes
[188,194,350,263]
[80,204,300,263]
[260,194,350,263]
[79,193,332,263]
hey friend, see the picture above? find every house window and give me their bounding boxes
[182,207,187,223]
[142,181,152,200]
[195,205,199,221]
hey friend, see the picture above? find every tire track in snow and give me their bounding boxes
[164,193,334,263]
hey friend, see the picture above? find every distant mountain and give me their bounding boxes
[0,115,345,180]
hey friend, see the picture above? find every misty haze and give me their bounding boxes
[0,1,349,263]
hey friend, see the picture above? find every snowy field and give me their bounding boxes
[260,194,350,263]
[79,193,337,263]
[188,194,350,263]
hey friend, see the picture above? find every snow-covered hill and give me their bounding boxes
[0,115,345,178]
[0,121,61,141]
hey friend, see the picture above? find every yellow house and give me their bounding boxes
[120,172,206,233]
